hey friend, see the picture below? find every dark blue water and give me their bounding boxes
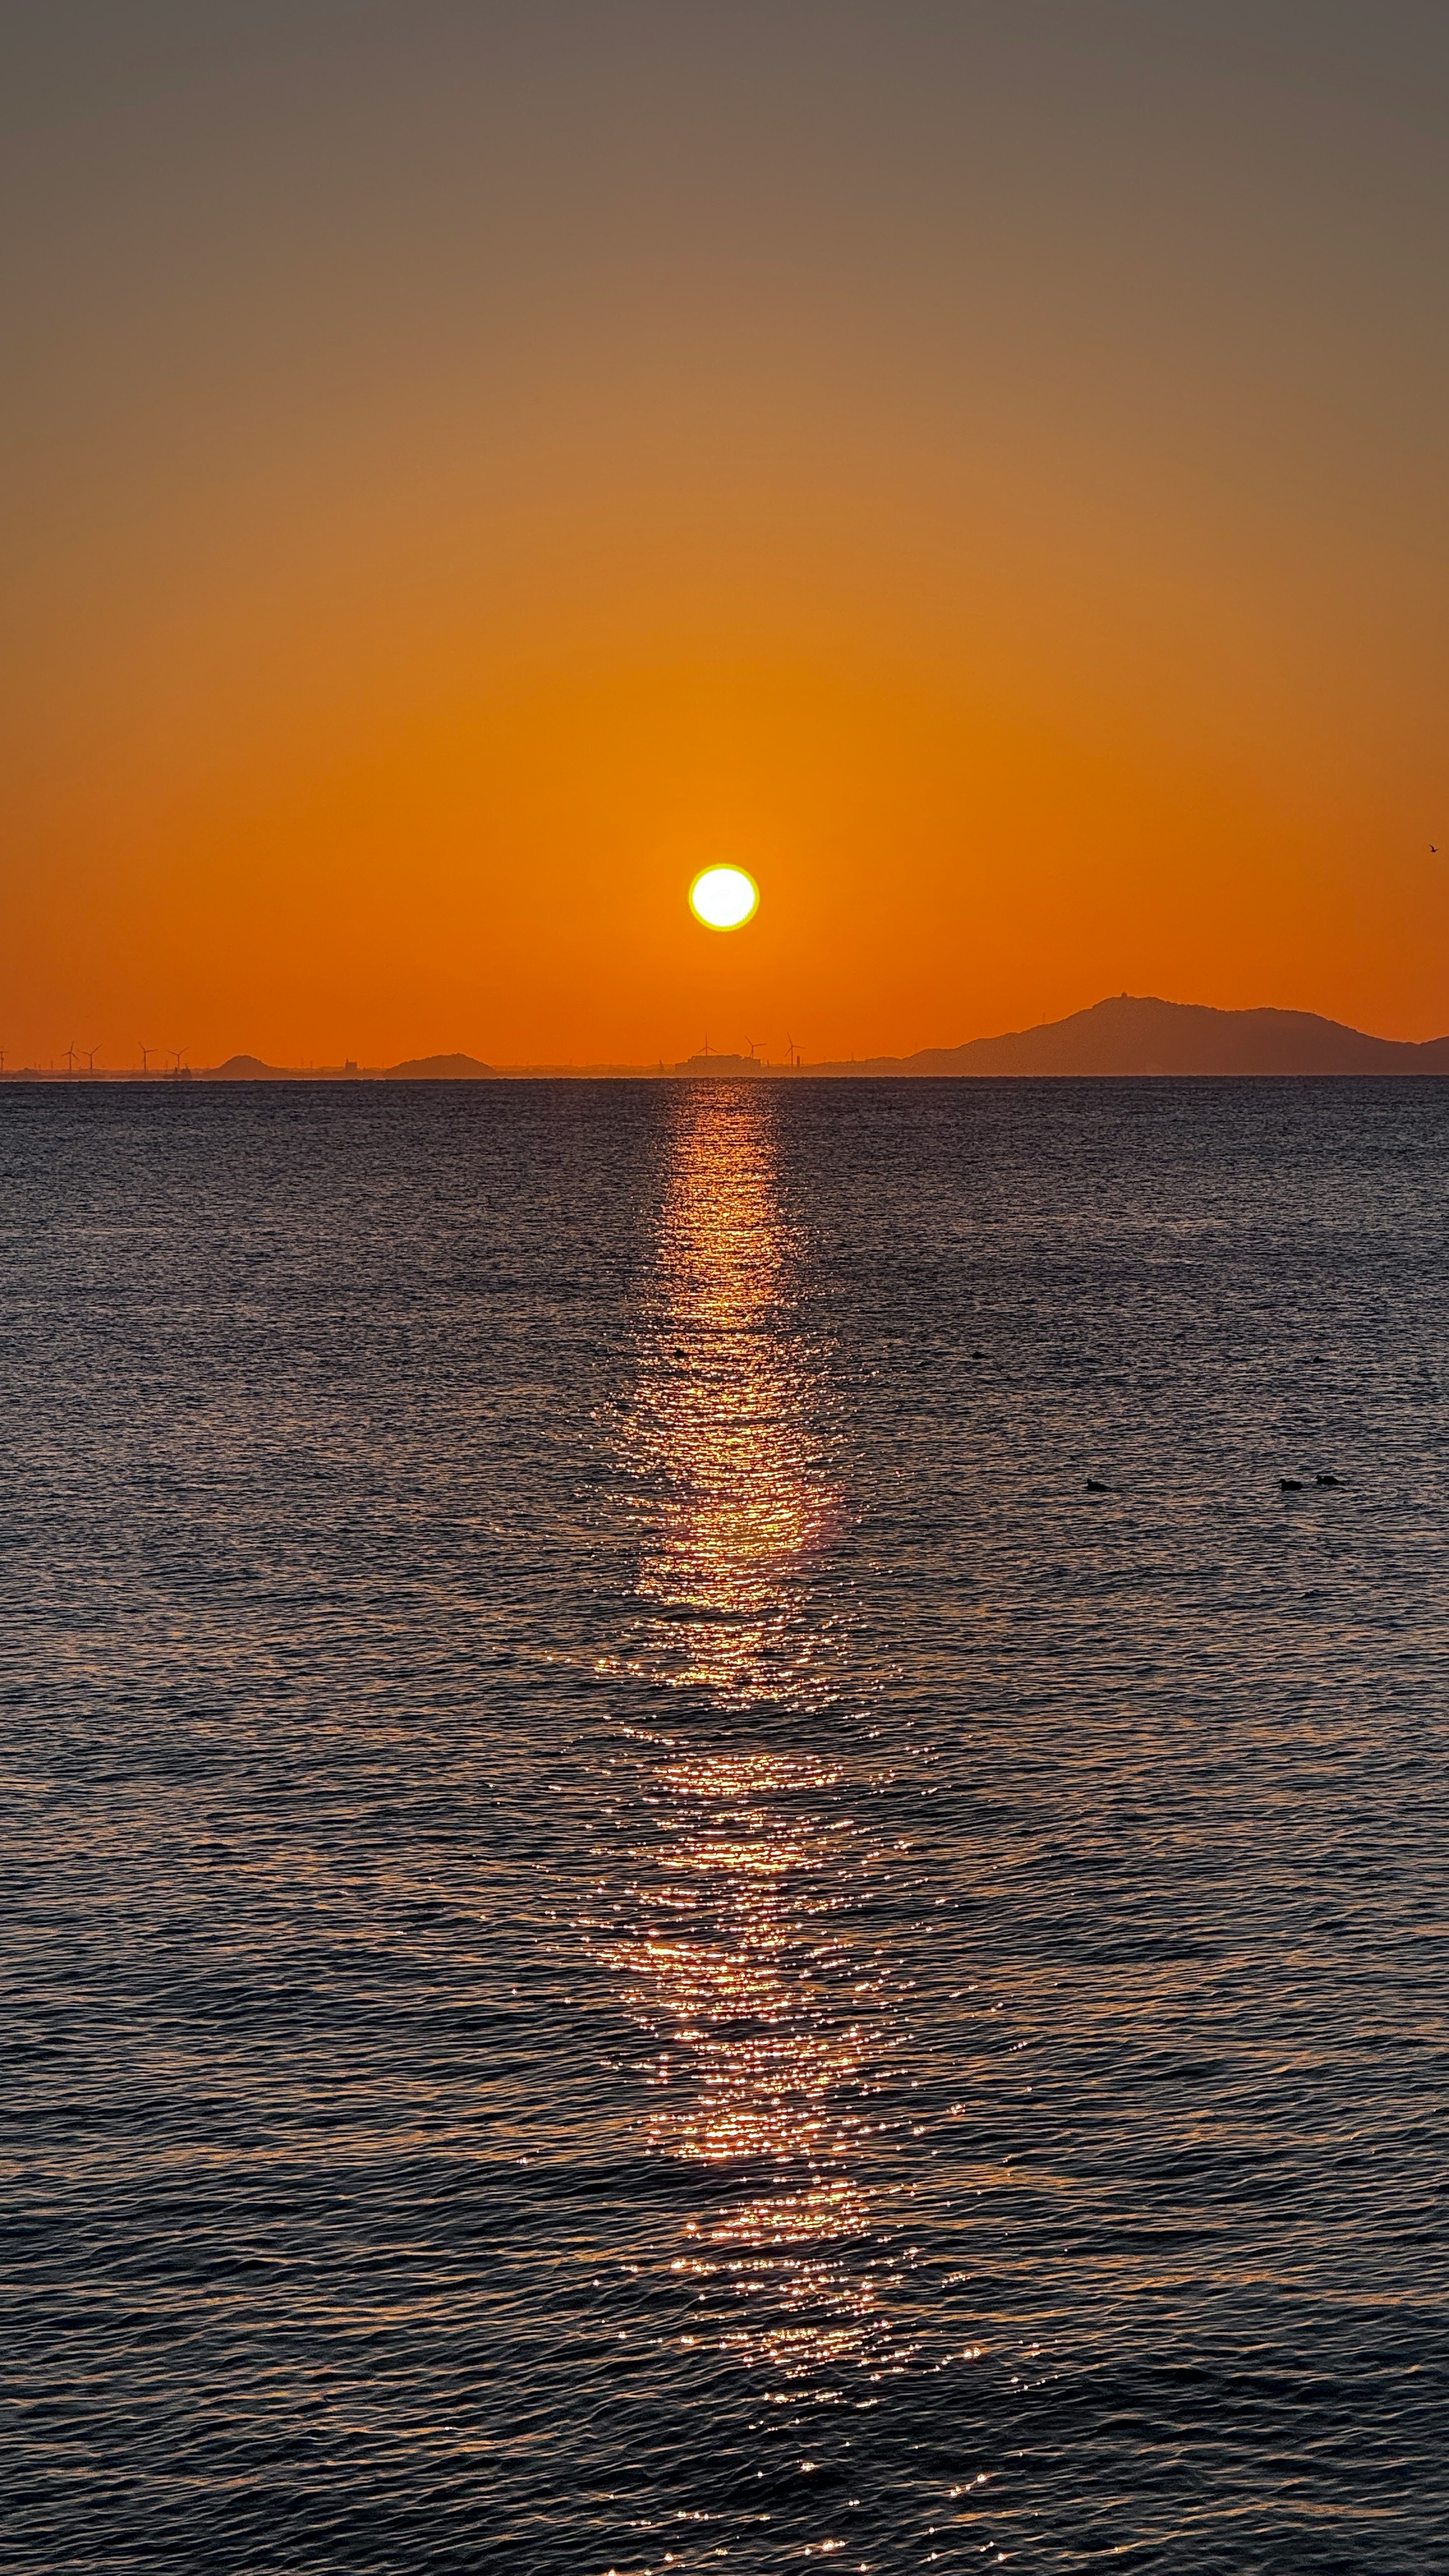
[3,1079,1447,2571]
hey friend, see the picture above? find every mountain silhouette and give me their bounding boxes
[824,995,1449,1076]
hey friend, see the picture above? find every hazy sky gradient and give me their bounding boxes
[5,2,1447,1063]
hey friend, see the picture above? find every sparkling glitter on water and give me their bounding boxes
[3,1078,1448,2571]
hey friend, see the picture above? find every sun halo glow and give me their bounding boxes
[689,867,759,931]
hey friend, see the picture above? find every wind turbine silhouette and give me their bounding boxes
[80,1046,99,1073]
[62,1040,78,1076]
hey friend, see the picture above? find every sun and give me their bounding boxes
[689,866,759,931]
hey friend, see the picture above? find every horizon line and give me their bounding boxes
[5,992,1449,1080]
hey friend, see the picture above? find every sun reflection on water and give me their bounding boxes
[622,1081,835,1707]
[598,1086,914,2381]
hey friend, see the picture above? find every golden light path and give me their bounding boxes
[598,1085,914,2384]
[629,1082,828,1704]
[688,865,759,930]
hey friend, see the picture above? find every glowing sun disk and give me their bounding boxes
[690,867,759,930]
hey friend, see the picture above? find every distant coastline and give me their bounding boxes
[8,997,1449,1082]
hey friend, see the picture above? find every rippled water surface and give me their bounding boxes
[4,1078,1447,2571]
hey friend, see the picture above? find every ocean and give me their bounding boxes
[4,1077,1446,2571]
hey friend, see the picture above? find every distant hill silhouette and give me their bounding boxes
[820,995,1449,1076]
[386,1053,495,1079]
[204,1052,494,1078]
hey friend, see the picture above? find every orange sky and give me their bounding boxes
[4,3,1448,1067]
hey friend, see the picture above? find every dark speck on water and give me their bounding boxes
[3,1077,1447,2570]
